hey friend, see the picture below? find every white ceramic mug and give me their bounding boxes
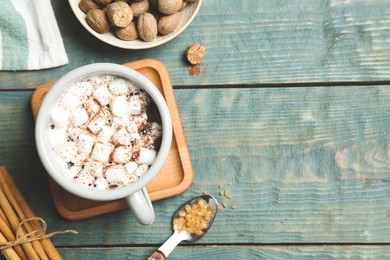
[35,63,172,225]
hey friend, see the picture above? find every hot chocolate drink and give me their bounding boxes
[48,74,162,190]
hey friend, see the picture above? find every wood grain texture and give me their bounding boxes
[1,85,390,247]
[3,1,390,258]
[1,0,390,89]
[57,246,390,259]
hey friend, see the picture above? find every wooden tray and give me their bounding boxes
[31,59,193,220]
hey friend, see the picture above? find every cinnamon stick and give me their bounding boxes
[0,189,39,259]
[0,217,27,259]
[0,174,48,260]
[0,231,21,260]
[0,207,11,229]
[0,166,62,259]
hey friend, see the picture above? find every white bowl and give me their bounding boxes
[69,0,202,49]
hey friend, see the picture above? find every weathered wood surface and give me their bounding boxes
[2,0,390,89]
[56,246,390,259]
[1,85,390,248]
[2,0,390,258]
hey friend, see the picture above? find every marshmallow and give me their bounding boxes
[112,146,131,163]
[102,75,115,84]
[87,115,106,133]
[138,138,151,148]
[93,85,113,106]
[84,99,100,116]
[150,122,162,139]
[109,79,129,95]
[70,108,89,127]
[114,128,132,145]
[137,90,149,100]
[105,166,127,184]
[81,161,103,177]
[137,148,157,165]
[128,96,142,115]
[111,96,128,117]
[77,133,94,154]
[135,164,149,177]
[77,152,89,161]
[75,173,94,188]
[89,76,103,86]
[111,115,131,129]
[97,126,115,143]
[64,165,81,179]
[94,177,109,189]
[68,127,83,141]
[130,136,142,148]
[125,161,138,174]
[126,121,138,135]
[49,128,68,146]
[127,120,143,139]
[71,81,94,97]
[91,143,113,162]
[50,106,69,128]
[133,115,147,128]
[55,158,80,179]
[61,92,81,110]
[55,144,78,162]
[123,172,138,186]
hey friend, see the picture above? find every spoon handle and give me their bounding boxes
[148,231,186,259]
[147,250,166,260]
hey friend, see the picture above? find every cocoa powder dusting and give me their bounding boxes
[189,65,201,77]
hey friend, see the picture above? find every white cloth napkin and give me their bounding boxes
[0,0,68,70]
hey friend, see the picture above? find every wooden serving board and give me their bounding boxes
[31,59,193,220]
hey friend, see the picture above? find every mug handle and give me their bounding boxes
[126,187,155,225]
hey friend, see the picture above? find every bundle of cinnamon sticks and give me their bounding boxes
[0,166,63,260]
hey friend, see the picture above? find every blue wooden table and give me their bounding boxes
[2,0,390,258]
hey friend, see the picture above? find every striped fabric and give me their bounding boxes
[0,0,68,70]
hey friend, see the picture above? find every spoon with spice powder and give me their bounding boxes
[148,195,218,260]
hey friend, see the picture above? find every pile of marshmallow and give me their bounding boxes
[48,74,162,190]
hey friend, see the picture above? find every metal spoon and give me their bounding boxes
[147,195,218,260]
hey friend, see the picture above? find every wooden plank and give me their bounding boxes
[2,0,390,88]
[1,86,390,246]
[57,246,390,259]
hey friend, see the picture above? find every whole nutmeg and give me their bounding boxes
[158,0,182,15]
[158,12,181,35]
[106,1,133,27]
[137,12,158,42]
[79,0,101,13]
[86,9,110,33]
[116,21,138,40]
[178,1,187,11]
[130,0,150,17]
[186,44,206,64]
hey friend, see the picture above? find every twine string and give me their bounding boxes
[0,217,78,252]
